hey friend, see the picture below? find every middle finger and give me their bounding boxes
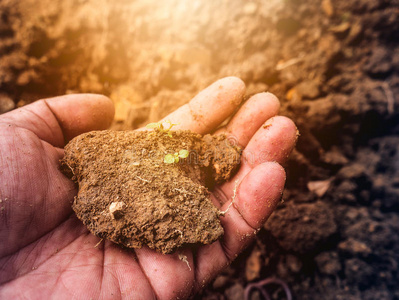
[215,92,280,147]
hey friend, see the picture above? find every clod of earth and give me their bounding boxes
[61,128,241,254]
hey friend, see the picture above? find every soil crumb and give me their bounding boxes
[61,129,241,254]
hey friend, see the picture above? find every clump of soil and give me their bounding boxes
[61,128,241,254]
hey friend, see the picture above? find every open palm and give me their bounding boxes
[0,77,297,299]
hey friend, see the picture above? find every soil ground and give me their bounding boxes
[1,0,399,299]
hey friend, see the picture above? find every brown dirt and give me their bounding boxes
[1,0,399,298]
[61,128,241,254]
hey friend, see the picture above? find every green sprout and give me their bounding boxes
[146,120,178,138]
[164,149,189,164]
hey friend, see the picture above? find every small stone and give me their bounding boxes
[109,202,126,219]
[307,179,331,197]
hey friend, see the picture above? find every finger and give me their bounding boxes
[0,94,114,148]
[215,92,280,147]
[46,94,114,145]
[160,77,246,134]
[135,247,194,300]
[216,116,297,202]
[243,116,298,167]
[194,162,286,289]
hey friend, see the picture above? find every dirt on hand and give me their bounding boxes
[61,127,241,254]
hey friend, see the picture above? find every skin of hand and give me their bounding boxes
[0,77,297,299]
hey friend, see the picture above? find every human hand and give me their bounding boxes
[0,77,297,299]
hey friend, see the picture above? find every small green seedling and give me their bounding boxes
[164,149,189,164]
[146,120,178,138]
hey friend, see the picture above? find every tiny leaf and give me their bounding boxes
[175,157,179,163]
[165,120,179,131]
[164,154,175,164]
[179,149,189,158]
[168,132,173,138]
[146,123,159,129]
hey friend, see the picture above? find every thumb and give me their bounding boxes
[0,94,114,148]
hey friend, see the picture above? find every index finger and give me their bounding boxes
[161,77,246,134]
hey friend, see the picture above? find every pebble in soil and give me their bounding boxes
[61,128,241,254]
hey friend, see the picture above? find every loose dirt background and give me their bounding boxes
[1,0,399,299]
